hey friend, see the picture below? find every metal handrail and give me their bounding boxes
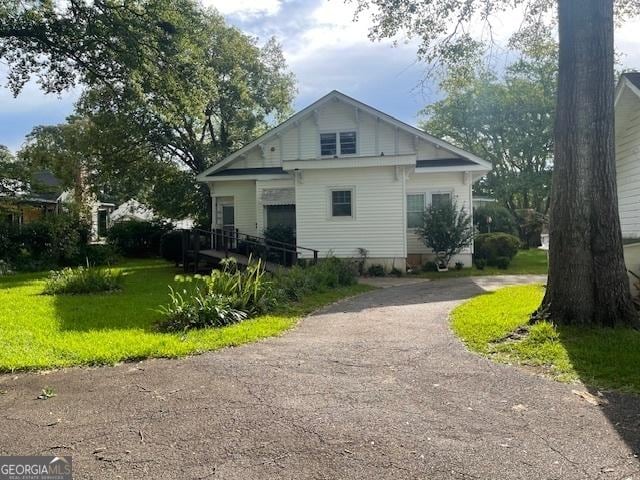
[183,227,319,270]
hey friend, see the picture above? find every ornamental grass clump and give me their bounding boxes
[158,258,277,332]
[43,266,123,295]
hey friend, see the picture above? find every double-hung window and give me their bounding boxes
[331,190,353,217]
[431,192,452,208]
[320,131,357,156]
[320,133,337,156]
[407,194,425,229]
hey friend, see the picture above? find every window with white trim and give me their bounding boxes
[407,194,425,229]
[320,133,337,156]
[320,131,357,156]
[331,190,353,217]
[431,192,452,208]
[339,131,357,154]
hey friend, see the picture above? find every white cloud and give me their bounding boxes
[201,0,282,18]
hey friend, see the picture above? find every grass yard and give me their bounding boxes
[0,259,371,372]
[451,284,640,393]
[417,249,548,279]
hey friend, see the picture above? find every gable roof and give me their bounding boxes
[197,90,491,181]
[616,72,640,105]
[624,72,640,90]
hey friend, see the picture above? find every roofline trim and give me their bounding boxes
[196,90,491,181]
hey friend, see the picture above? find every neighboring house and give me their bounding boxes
[1,171,115,242]
[472,196,498,209]
[616,72,640,239]
[196,91,491,270]
[111,199,194,230]
[615,72,640,284]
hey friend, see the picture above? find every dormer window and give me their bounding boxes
[320,131,357,156]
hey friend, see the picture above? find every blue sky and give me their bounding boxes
[2,0,640,153]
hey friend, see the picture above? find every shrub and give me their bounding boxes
[0,214,90,269]
[474,233,521,267]
[273,257,356,301]
[417,200,474,267]
[422,261,438,272]
[82,244,121,266]
[158,287,247,332]
[367,264,386,277]
[474,258,487,270]
[43,266,123,295]
[0,260,13,276]
[158,258,276,332]
[107,220,173,257]
[264,225,296,246]
[455,262,464,270]
[160,230,184,266]
[390,267,403,277]
[474,205,518,235]
[494,257,510,269]
[202,258,276,315]
[264,225,296,266]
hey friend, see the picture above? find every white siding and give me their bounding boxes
[295,167,405,259]
[209,181,257,236]
[217,96,469,171]
[405,172,472,256]
[617,109,640,238]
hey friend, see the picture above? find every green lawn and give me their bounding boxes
[0,259,371,372]
[451,285,640,393]
[417,249,548,279]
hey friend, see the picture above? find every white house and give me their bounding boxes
[196,91,491,270]
[110,199,195,230]
[615,72,640,281]
[616,72,640,238]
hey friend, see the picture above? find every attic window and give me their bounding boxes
[320,131,357,156]
[320,133,337,156]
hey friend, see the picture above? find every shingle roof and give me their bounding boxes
[416,158,478,168]
[206,167,287,178]
[624,72,640,90]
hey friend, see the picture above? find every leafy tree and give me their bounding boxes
[422,32,555,216]
[0,0,190,95]
[417,200,474,267]
[76,13,295,174]
[19,118,93,208]
[8,3,295,223]
[352,0,640,328]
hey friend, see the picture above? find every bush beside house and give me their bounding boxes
[474,232,521,268]
[107,219,174,257]
[474,205,518,236]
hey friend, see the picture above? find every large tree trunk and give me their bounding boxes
[535,0,638,327]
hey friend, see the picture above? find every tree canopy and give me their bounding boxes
[422,32,555,215]
[9,1,296,222]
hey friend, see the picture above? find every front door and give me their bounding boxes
[222,204,235,231]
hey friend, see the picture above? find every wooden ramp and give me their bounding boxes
[198,249,282,272]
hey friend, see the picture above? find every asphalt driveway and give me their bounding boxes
[1,275,639,479]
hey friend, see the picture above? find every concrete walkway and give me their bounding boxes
[1,275,639,479]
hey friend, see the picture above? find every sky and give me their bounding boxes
[1,0,640,154]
